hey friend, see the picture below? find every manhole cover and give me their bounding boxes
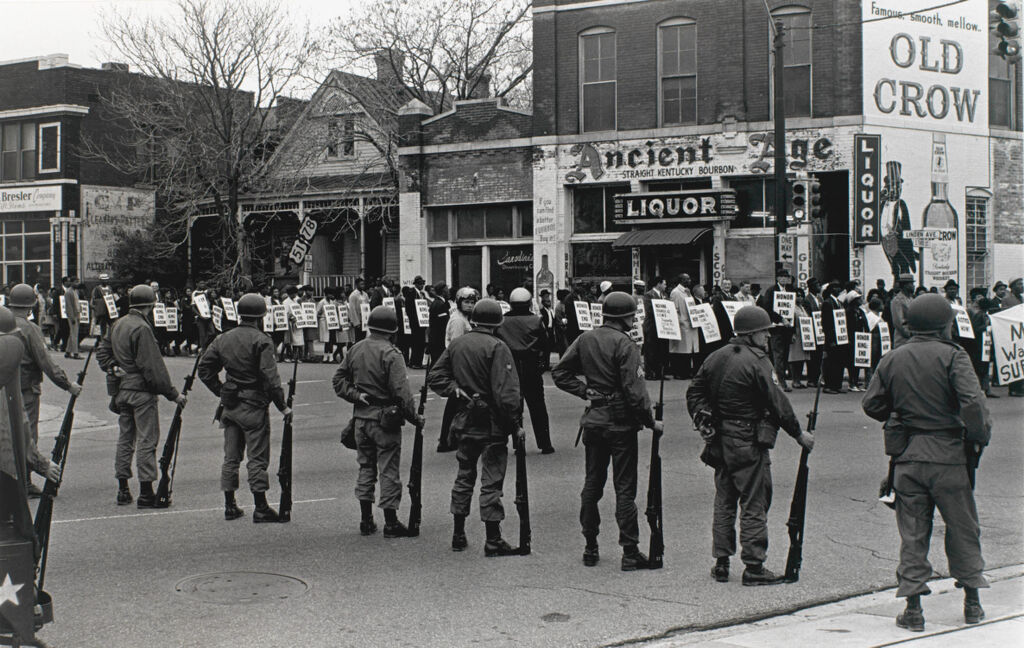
[175,572,308,604]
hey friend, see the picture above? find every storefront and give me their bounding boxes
[1,185,65,287]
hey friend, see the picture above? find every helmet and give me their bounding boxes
[733,306,773,335]
[129,284,157,307]
[367,305,398,333]
[0,305,16,333]
[509,288,532,304]
[236,293,267,318]
[602,292,637,319]
[471,299,504,327]
[7,283,37,309]
[907,293,953,332]
[455,286,478,304]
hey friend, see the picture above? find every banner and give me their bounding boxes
[690,303,720,343]
[799,316,816,351]
[152,302,167,328]
[104,294,119,319]
[990,305,1024,385]
[833,309,849,345]
[192,292,211,318]
[590,303,603,327]
[212,305,224,332]
[415,299,430,327]
[574,301,594,331]
[811,311,826,346]
[773,291,796,325]
[878,321,892,355]
[165,307,179,332]
[221,297,238,322]
[272,305,288,331]
[324,303,341,330]
[650,299,681,340]
[854,332,872,367]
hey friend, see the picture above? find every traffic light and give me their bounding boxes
[808,177,822,218]
[790,178,808,221]
[993,1,1021,60]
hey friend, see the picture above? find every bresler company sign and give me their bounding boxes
[863,0,988,133]
[0,186,62,213]
[614,189,737,225]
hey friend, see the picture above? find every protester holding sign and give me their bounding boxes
[670,275,698,379]
[965,289,995,397]
[404,277,429,369]
[788,291,812,389]
[821,283,848,394]
[844,292,869,392]
[756,269,796,391]
[642,277,669,380]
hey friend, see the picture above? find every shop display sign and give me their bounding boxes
[0,186,62,213]
[799,317,816,351]
[879,321,892,355]
[650,299,681,340]
[613,189,737,225]
[854,135,882,245]
[574,301,594,331]
[854,332,872,367]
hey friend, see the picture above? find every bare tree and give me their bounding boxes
[88,0,314,286]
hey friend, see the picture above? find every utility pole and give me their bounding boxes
[772,18,788,272]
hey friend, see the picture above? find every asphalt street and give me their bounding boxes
[26,351,1024,648]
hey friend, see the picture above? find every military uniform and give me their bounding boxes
[552,321,653,556]
[199,322,287,498]
[97,308,180,499]
[14,315,73,455]
[333,335,417,518]
[496,306,552,453]
[686,337,803,572]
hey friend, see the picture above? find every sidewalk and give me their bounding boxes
[642,565,1024,648]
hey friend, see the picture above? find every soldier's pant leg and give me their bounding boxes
[736,455,772,566]
[894,463,936,597]
[129,392,160,483]
[931,464,988,591]
[712,465,740,559]
[221,420,244,492]
[609,431,640,547]
[439,397,458,446]
[580,432,611,540]
[21,391,39,446]
[355,419,379,503]
[241,408,271,494]
[521,368,551,450]
[478,439,508,522]
[114,397,137,480]
[369,421,402,510]
[450,437,484,517]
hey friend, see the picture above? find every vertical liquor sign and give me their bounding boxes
[853,135,881,245]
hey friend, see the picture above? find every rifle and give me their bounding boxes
[155,351,204,508]
[406,361,432,536]
[512,423,531,555]
[35,347,94,593]
[645,369,665,570]
[784,361,822,583]
[276,356,299,522]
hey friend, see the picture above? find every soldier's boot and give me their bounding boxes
[711,557,730,583]
[451,514,468,552]
[136,481,157,509]
[116,479,133,506]
[582,536,599,567]
[483,521,518,557]
[252,491,280,523]
[621,546,650,572]
[741,564,784,586]
[224,491,244,521]
[383,509,410,538]
[359,500,377,536]
[963,587,985,625]
[896,595,925,632]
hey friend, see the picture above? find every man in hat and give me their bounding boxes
[642,277,668,380]
[863,293,991,632]
[989,281,1007,313]
[91,273,115,339]
[597,281,613,304]
[61,276,81,359]
[943,280,962,307]
[757,268,796,391]
[405,276,429,368]
[889,273,916,348]
[1004,277,1023,309]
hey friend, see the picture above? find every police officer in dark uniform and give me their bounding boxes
[552,292,663,571]
[97,285,187,507]
[198,293,293,522]
[686,305,814,585]
[5,284,81,496]
[862,293,991,632]
[496,288,553,454]
[427,299,523,556]
[333,306,422,537]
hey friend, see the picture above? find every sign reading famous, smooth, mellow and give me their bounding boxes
[863,0,988,133]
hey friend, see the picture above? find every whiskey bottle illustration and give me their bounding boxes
[920,133,958,286]
[536,253,554,297]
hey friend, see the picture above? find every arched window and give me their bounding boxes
[658,18,697,126]
[771,6,812,118]
[579,27,616,132]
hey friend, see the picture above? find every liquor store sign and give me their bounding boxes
[0,186,62,213]
[613,189,737,225]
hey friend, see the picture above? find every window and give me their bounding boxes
[1,121,37,181]
[38,122,60,173]
[572,184,630,234]
[572,242,631,281]
[659,20,697,126]
[965,193,990,290]
[645,178,713,192]
[728,176,778,228]
[773,8,812,118]
[580,29,616,132]
[428,204,532,242]
[427,210,449,242]
[1,218,50,286]
[989,51,1014,129]
[327,116,355,158]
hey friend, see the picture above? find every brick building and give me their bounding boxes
[0,54,156,288]
[399,0,1021,294]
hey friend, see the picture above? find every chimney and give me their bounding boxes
[374,49,404,86]
[101,62,130,72]
[467,72,491,99]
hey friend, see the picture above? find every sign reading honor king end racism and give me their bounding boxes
[613,189,737,225]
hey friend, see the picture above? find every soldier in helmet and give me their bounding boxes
[427,299,523,556]
[97,284,188,507]
[198,293,293,522]
[862,293,991,632]
[333,305,422,537]
[686,305,814,585]
[552,292,664,571]
[496,287,553,454]
[436,286,478,453]
[4,284,82,496]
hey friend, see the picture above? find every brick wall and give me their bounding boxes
[421,99,531,146]
[420,147,533,205]
[992,135,1023,245]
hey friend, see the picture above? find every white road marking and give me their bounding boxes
[53,497,337,524]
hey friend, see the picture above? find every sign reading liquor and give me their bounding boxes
[853,135,882,245]
[613,189,737,225]
[0,186,62,213]
[863,0,988,133]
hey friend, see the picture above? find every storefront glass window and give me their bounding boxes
[5,237,22,260]
[645,178,713,192]
[489,245,533,295]
[572,242,631,281]
[728,177,777,228]
[520,204,533,237]
[572,184,630,234]
[455,207,486,240]
[485,204,514,239]
[430,247,446,285]
[452,248,482,291]
[427,210,448,242]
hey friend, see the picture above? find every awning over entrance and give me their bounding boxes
[611,227,711,248]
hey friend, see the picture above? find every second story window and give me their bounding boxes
[990,51,1014,129]
[659,20,697,126]
[580,28,616,132]
[774,8,812,118]
[1,122,37,182]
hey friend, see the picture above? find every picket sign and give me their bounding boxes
[301,302,317,328]
[382,297,396,310]
[854,332,872,367]
[773,291,796,326]
[221,298,238,322]
[798,316,817,351]
[59,298,67,320]
[360,303,371,328]
[193,292,211,318]
[690,303,720,342]
[104,294,120,319]
[153,303,168,328]
[79,302,90,323]
[590,303,603,327]
[324,303,340,330]
[981,327,992,363]
[262,309,275,332]
[683,296,697,325]
[403,313,412,335]
[811,311,826,346]
[833,309,849,345]
[339,305,351,330]
[272,305,288,331]
[212,305,224,332]
[415,299,430,327]
[165,307,179,332]
[953,307,975,339]
[635,300,646,324]
[574,301,594,331]
[650,299,681,340]
[720,301,743,329]
[878,321,892,355]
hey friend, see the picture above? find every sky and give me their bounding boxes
[0,0,356,71]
